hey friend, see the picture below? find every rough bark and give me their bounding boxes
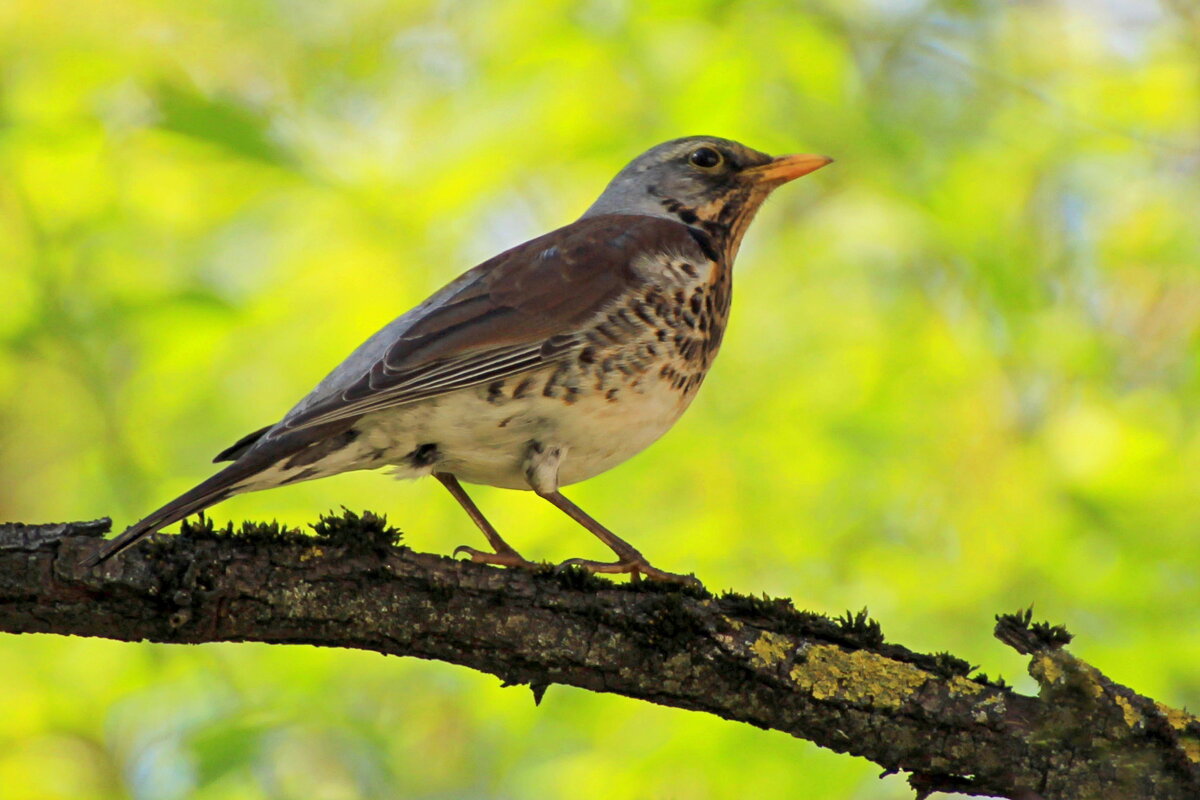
[1,514,1197,800]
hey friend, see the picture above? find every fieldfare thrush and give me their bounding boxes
[86,136,832,582]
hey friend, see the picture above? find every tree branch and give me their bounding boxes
[2,514,1197,800]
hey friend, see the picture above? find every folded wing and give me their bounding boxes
[260,213,697,437]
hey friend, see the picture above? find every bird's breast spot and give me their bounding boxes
[406,443,439,467]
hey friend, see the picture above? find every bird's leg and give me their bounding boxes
[523,443,700,586]
[540,490,701,586]
[436,472,539,569]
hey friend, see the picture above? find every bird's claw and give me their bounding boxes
[556,556,702,587]
[453,544,541,570]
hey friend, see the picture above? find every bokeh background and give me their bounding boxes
[3,0,1199,797]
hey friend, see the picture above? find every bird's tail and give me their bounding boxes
[81,459,267,567]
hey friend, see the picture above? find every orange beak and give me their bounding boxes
[745,153,834,184]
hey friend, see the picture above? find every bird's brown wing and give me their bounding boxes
[273,214,703,434]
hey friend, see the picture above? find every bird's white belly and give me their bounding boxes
[357,369,694,490]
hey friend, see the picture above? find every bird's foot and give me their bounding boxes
[453,544,542,570]
[557,556,702,587]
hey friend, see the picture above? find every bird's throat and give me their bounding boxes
[653,182,774,265]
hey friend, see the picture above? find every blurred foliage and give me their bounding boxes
[2,0,1200,797]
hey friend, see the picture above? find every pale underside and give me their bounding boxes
[234,248,724,496]
[240,365,698,493]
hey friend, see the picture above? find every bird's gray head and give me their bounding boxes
[582,136,831,260]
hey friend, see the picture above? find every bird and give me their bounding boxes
[84,136,832,582]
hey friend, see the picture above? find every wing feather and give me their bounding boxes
[257,215,702,438]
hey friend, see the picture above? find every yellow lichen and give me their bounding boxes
[749,631,792,668]
[971,694,1006,723]
[299,546,325,562]
[1155,702,1200,764]
[1114,695,1143,729]
[788,645,928,709]
[1032,652,1064,685]
[948,676,985,696]
[1032,652,1102,698]
[1156,701,1199,731]
[978,694,1005,709]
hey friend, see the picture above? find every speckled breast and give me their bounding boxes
[434,257,733,489]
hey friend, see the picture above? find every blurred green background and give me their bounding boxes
[3,0,1199,797]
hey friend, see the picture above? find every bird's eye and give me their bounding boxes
[687,147,723,169]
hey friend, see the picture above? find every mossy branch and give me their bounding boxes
[1,515,1197,800]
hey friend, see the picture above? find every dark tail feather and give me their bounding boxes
[213,424,272,463]
[81,459,266,567]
